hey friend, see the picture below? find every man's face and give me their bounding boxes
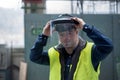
[58,29,78,48]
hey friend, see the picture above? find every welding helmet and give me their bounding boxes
[50,14,79,33]
[50,14,79,47]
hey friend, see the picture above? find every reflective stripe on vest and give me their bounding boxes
[48,42,100,80]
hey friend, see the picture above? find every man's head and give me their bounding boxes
[51,14,80,48]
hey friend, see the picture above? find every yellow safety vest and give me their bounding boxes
[48,42,100,80]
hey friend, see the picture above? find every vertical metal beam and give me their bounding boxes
[71,0,73,14]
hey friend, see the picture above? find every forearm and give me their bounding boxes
[30,34,50,65]
[83,24,113,54]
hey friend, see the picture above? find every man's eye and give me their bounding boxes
[68,30,73,35]
[59,33,64,37]
[68,32,72,35]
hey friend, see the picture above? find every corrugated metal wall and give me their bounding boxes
[24,14,120,80]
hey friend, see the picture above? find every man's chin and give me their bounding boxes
[63,44,73,48]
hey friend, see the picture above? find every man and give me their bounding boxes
[30,14,113,80]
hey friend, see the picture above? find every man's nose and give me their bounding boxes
[64,32,71,39]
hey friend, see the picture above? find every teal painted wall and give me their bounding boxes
[24,14,120,80]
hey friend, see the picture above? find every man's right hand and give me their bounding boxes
[42,21,51,36]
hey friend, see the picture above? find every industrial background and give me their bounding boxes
[0,0,120,80]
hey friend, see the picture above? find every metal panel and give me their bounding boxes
[113,15,120,80]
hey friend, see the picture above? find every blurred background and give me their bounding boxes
[0,0,120,80]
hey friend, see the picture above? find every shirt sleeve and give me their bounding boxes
[83,24,113,71]
[30,34,50,65]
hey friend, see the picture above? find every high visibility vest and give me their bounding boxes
[48,42,100,80]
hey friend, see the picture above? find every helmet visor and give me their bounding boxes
[51,19,78,32]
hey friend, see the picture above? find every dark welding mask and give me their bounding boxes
[50,14,79,33]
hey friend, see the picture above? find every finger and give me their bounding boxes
[71,17,78,21]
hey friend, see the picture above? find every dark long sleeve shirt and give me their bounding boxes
[30,24,113,79]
